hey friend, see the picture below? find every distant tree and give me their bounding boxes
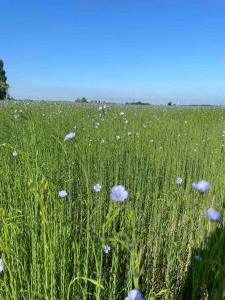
[125,101,151,105]
[167,101,172,106]
[0,60,9,100]
[75,97,88,103]
[81,97,88,103]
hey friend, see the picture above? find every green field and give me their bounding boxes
[0,101,224,299]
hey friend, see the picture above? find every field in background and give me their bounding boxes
[0,101,224,299]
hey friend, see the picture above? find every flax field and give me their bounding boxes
[0,101,224,300]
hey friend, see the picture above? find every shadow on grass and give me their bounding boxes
[180,226,225,300]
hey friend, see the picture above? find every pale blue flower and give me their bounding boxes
[93,184,102,192]
[176,177,182,184]
[192,180,211,192]
[64,132,76,141]
[205,208,221,221]
[111,185,128,202]
[0,259,3,273]
[103,244,110,253]
[125,289,144,300]
[194,255,202,261]
[58,190,68,198]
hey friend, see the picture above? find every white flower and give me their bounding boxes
[103,244,110,253]
[12,151,18,157]
[99,106,103,110]
[93,184,102,192]
[64,132,76,141]
[0,259,3,273]
[176,177,183,184]
[58,190,68,198]
[116,136,120,140]
[120,112,125,116]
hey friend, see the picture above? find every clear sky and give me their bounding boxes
[1,0,225,104]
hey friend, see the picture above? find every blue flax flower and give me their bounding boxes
[111,185,128,202]
[125,289,144,300]
[93,184,102,192]
[194,255,202,261]
[192,180,211,192]
[205,208,221,221]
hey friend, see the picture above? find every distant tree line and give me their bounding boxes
[75,97,109,104]
[0,59,9,100]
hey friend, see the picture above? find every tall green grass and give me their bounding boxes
[0,101,224,299]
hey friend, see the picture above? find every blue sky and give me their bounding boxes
[1,0,225,104]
